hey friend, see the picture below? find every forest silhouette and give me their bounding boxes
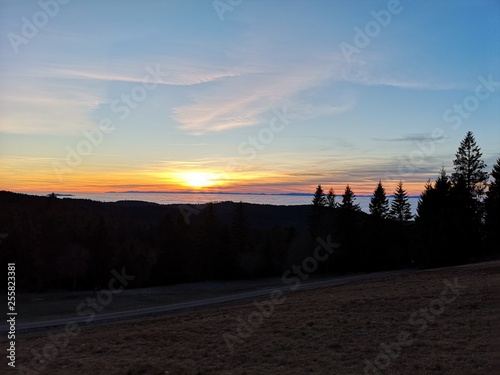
[0,131,498,292]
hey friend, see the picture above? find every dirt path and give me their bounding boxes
[2,270,410,334]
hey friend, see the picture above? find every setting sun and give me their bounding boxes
[179,171,218,188]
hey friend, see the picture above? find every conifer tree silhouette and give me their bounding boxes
[309,184,327,238]
[369,180,389,219]
[339,184,360,211]
[389,181,412,221]
[452,131,488,200]
[312,184,326,207]
[326,187,336,208]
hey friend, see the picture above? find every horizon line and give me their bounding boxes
[106,190,421,198]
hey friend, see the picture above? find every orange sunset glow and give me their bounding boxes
[0,0,498,204]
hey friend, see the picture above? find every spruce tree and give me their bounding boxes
[338,185,361,271]
[416,180,433,222]
[326,188,336,208]
[340,185,360,211]
[389,181,412,221]
[309,184,326,238]
[369,180,389,219]
[434,166,452,193]
[312,184,326,207]
[452,131,488,199]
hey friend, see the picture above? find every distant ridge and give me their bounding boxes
[104,191,420,198]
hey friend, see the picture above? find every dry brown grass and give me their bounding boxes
[7,261,500,375]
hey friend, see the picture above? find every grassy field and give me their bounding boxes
[6,261,500,374]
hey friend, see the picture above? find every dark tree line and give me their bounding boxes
[308,180,414,272]
[0,195,312,292]
[309,131,499,270]
[0,132,498,292]
[416,131,496,266]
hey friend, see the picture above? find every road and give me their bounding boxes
[1,269,412,334]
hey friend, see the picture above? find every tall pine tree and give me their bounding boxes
[452,131,488,199]
[340,185,360,211]
[369,180,389,219]
[309,184,327,238]
[451,132,487,250]
[326,188,336,208]
[312,184,326,207]
[337,185,361,271]
[389,181,412,221]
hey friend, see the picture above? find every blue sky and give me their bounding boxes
[1,0,499,194]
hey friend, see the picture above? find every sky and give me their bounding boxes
[1,0,499,195]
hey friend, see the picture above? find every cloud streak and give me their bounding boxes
[42,65,243,87]
[372,133,447,143]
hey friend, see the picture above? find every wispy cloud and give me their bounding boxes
[0,57,246,134]
[339,55,457,91]
[171,50,356,134]
[0,80,103,135]
[169,44,460,134]
[0,44,456,136]
[42,64,243,87]
[372,133,447,143]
